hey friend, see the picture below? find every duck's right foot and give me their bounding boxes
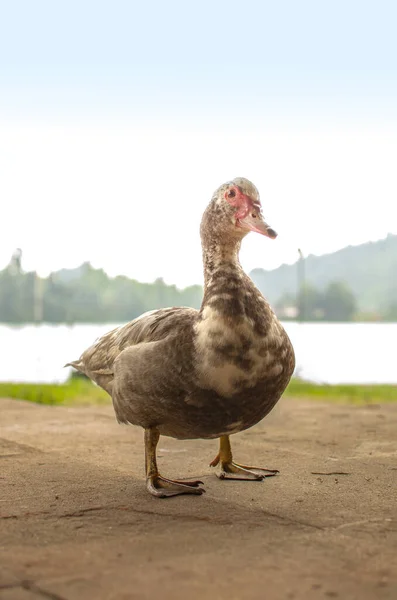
[146,474,205,498]
[210,434,279,482]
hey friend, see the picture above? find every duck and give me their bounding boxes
[66,177,295,498]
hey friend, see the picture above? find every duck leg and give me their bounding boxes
[210,435,279,481]
[145,427,205,497]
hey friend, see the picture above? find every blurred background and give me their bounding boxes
[1,0,396,385]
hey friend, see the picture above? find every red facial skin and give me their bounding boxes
[224,185,255,219]
[224,185,277,239]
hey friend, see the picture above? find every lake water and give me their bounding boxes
[1,322,396,385]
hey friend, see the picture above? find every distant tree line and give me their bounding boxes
[0,253,395,324]
[275,281,357,322]
[0,260,203,324]
[275,279,397,322]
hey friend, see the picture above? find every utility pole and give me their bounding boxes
[9,248,22,275]
[297,248,305,322]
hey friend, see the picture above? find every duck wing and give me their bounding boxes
[66,307,198,394]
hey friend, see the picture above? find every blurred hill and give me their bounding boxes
[251,233,397,317]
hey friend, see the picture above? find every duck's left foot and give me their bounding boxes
[147,474,205,498]
[210,454,278,480]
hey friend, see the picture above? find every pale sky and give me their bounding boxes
[1,0,396,287]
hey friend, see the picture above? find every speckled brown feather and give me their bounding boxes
[68,177,295,440]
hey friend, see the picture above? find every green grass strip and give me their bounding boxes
[0,378,396,406]
[286,379,397,404]
[0,378,109,406]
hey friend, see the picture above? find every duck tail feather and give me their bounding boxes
[64,360,84,371]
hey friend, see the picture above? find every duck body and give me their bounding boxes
[72,260,294,441]
[68,177,295,496]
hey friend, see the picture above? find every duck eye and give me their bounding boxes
[251,213,257,218]
[227,189,236,199]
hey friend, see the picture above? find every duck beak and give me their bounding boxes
[239,211,278,239]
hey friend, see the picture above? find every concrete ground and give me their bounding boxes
[0,396,396,600]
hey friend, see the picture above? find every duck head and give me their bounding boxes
[201,177,277,243]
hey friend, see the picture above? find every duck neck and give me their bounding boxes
[202,238,242,288]
[199,234,248,318]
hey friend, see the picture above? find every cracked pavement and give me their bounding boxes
[1,397,396,599]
